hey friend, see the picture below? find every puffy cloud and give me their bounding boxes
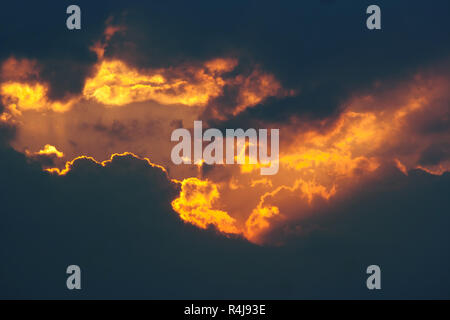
[171,178,240,235]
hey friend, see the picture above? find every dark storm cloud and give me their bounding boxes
[419,143,450,166]
[102,0,450,123]
[0,146,449,299]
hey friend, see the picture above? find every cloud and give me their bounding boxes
[1,0,450,299]
[0,101,16,146]
[1,1,449,109]
[171,177,241,235]
[1,145,449,299]
[82,58,236,107]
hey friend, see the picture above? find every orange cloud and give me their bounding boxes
[83,59,232,107]
[0,57,78,115]
[232,69,293,115]
[171,178,240,235]
[90,19,127,60]
[245,204,280,243]
[81,56,286,115]
[1,82,76,114]
[37,144,64,158]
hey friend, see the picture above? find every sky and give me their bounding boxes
[0,0,449,299]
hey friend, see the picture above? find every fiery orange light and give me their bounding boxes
[46,152,168,176]
[83,59,231,107]
[171,178,241,235]
[1,53,284,119]
[1,36,449,246]
[1,82,74,114]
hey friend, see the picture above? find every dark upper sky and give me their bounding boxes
[1,1,449,114]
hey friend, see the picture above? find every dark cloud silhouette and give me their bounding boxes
[0,146,449,299]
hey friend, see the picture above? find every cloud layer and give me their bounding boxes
[0,0,449,298]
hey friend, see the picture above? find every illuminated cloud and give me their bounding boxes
[171,178,240,235]
[90,21,127,60]
[23,144,65,168]
[171,70,450,243]
[232,69,294,115]
[1,1,450,299]
[0,58,78,115]
[37,144,64,158]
